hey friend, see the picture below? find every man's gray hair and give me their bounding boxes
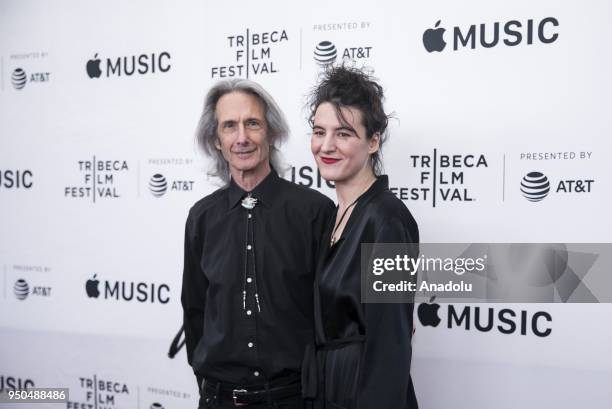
[196,79,290,184]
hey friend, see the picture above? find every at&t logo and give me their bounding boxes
[148,173,193,197]
[314,41,337,66]
[13,278,51,300]
[520,171,594,202]
[313,40,372,67]
[10,68,50,90]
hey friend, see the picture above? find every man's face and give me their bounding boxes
[215,91,270,179]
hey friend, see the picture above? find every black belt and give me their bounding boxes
[203,379,301,407]
[301,336,366,400]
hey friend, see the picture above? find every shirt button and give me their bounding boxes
[247,244,252,250]
[247,277,253,283]
[248,214,252,219]
[248,342,254,348]
[254,371,260,377]
[246,310,252,316]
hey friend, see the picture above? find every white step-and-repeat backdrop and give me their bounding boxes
[1,0,611,408]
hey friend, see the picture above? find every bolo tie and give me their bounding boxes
[241,193,261,313]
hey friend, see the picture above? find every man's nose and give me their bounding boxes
[235,123,250,144]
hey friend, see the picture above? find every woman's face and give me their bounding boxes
[311,102,379,184]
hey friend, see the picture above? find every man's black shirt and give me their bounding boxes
[181,171,335,388]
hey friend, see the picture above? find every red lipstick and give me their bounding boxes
[321,157,340,164]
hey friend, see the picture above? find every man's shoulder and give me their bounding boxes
[188,185,228,219]
[276,177,334,207]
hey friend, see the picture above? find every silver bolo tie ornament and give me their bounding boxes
[241,193,261,313]
[241,194,258,209]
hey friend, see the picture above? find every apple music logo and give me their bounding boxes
[422,21,446,52]
[85,274,170,304]
[423,17,559,53]
[417,299,552,337]
[86,51,171,79]
[0,375,35,392]
[0,169,33,189]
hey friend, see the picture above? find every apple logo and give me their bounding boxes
[86,53,102,78]
[86,274,100,298]
[423,20,446,52]
[417,296,441,327]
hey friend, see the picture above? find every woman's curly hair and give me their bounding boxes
[308,65,391,175]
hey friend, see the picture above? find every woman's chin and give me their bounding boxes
[317,168,341,183]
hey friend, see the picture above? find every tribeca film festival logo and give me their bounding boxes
[211,29,289,78]
[417,297,552,338]
[520,171,594,202]
[0,169,33,189]
[422,17,559,52]
[66,375,130,409]
[391,150,489,207]
[64,157,130,202]
[313,41,372,67]
[86,52,171,79]
[85,274,170,304]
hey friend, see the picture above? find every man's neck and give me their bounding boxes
[231,165,272,192]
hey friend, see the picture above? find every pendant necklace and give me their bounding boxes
[330,180,376,246]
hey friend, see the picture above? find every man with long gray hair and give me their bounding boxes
[181,79,334,408]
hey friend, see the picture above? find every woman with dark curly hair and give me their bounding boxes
[302,66,420,409]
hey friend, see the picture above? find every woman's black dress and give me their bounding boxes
[303,175,420,409]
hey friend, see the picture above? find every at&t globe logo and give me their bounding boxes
[14,279,29,300]
[149,174,168,197]
[521,171,550,202]
[314,41,337,66]
[11,68,27,90]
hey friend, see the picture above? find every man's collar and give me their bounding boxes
[227,171,281,209]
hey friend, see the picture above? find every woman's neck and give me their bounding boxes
[335,168,377,210]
